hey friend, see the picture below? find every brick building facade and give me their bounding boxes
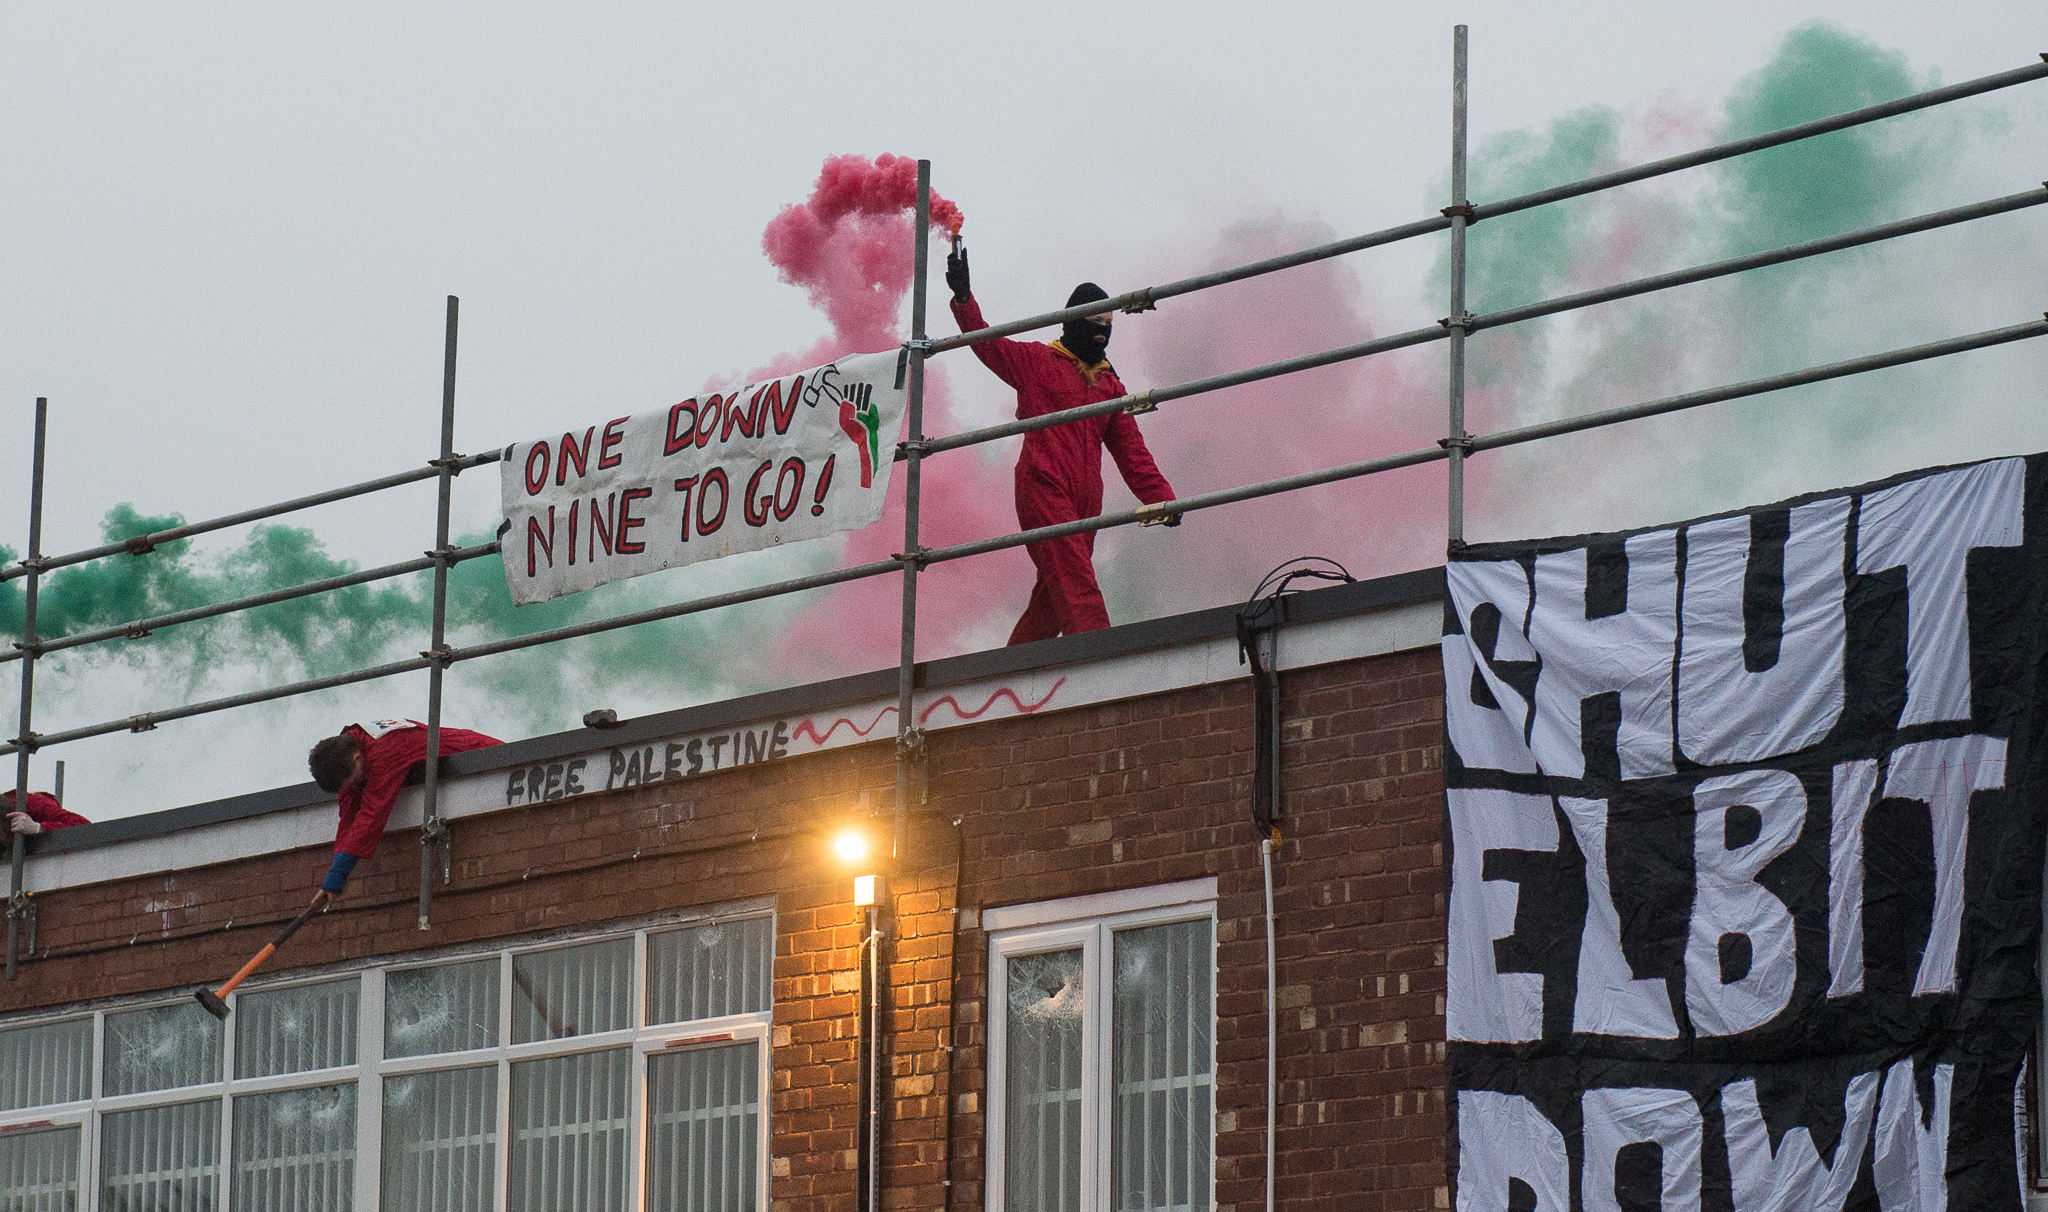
[0,572,1448,1211]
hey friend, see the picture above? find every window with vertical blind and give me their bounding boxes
[0,906,773,1212]
[985,879,1217,1212]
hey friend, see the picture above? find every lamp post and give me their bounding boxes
[836,828,886,1212]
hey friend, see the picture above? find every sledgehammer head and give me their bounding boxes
[194,988,231,1020]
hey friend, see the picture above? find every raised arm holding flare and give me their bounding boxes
[306,719,501,905]
[945,244,1178,644]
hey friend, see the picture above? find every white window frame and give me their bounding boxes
[0,903,774,1212]
[984,877,1218,1212]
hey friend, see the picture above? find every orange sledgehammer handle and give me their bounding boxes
[194,899,323,1019]
[215,943,280,1001]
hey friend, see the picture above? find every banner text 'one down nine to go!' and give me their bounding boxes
[500,350,907,604]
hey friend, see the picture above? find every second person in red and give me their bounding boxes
[2,789,89,837]
[306,719,502,904]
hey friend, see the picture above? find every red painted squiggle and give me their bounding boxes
[792,677,1066,748]
[792,707,896,746]
[919,677,1066,725]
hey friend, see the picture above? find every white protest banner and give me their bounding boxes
[501,351,905,604]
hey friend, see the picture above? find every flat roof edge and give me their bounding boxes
[31,565,1445,855]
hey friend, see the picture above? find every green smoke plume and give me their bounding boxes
[0,503,809,740]
[1439,21,2024,541]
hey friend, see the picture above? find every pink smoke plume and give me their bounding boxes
[752,155,1028,676]
[747,129,1716,686]
[758,154,963,360]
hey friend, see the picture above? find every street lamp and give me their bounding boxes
[833,820,885,1212]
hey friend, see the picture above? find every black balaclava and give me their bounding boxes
[1060,281,1112,364]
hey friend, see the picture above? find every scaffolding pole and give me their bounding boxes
[1446,25,1471,549]
[0,452,498,585]
[0,541,501,665]
[7,399,47,981]
[420,295,461,931]
[919,185,2048,459]
[897,162,932,863]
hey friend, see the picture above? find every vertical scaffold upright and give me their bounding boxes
[419,295,463,931]
[896,161,933,865]
[6,399,47,982]
[1445,25,1472,549]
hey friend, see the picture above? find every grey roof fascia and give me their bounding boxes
[28,564,1446,855]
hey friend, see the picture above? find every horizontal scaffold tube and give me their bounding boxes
[7,317,2038,760]
[0,555,908,754]
[919,318,2048,561]
[1468,317,2048,454]
[924,58,2048,355]
[0,450,503,584]
[916,186,2048,457]
[0,542,503,665]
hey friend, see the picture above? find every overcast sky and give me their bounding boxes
[1,3,2043,819]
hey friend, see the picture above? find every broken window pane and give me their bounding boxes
[231,1084,356,1211]
[382,1066,496,1212]
[104,1003,222,1096]
[0,1016,90,1111]
[1006,948,1084,1212]
[648,916,772,1025]
[235,980,359,1079]
[386,959,500,1059]
[1112,920,1213,1212]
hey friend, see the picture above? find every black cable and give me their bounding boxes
[1236,558,1355,837]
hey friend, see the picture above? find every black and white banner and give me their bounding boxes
[1444,454,2048,1211]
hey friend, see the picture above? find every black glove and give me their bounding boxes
[944,245,971,303]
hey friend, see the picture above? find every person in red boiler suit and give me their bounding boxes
[306,719,501,904]
[1,789,89,837]
[945,245,1179,644]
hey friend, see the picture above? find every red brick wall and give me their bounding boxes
[935,647,1446,1212]
[0,645,1446,1212]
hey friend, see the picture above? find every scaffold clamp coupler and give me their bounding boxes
[12,638,42,657]
[124,718,155,735]
[1136,502,1179,527]
[420,645,457,667]
[897,727,928,763]
[898,438,931,456]
[1439,432,1475,452]
[123,536,158,556]
[1120,288,1158,315]
[12,730,40,750]
[892,546,931,568]
[1442,201,1476,220]
[1439,312,1477,332]
[429,452,467,472]
[1122,391,1157,417]
[120,623,154,640]
[421,816,450,843]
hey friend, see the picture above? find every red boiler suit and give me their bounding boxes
[951,294,1175,643]
[334,720,502,861]
[1,790,89,832]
